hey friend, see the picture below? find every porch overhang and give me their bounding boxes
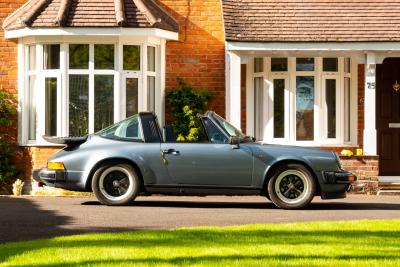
[226,42,400,63]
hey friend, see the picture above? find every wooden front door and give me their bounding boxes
[376,58,400,176]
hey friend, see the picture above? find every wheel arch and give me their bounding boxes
[85,157,144,192]
[262,159,321,195]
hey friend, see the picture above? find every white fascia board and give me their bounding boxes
[5,27,179,40]
[226,41,400,51]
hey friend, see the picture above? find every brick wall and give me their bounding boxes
[340,156,379,194]
[0,0,25,139]
[157,0,226,117]
[0,1,36,193]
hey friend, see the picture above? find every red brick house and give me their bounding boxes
[1,0,399,193]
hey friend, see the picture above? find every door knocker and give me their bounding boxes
[393,80,400,92]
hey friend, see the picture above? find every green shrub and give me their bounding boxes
[166,78,213,140]
[0,89,18,186]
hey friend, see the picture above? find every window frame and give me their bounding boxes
[249,56,357,147]
[20,37,162,146]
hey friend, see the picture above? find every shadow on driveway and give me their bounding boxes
[81,199,400,211]
[0,197,148,244]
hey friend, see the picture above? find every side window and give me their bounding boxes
[202,118,228,143]
[97,115,141,140]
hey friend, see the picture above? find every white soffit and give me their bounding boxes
[227,42,400,52]
[5,27,179,40]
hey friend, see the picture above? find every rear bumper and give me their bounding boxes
[32,168,87,191]
[33,168,66,184]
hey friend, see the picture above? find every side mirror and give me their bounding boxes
[230,136,240,149]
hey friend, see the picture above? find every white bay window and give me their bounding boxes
[251,56,357,146]
[20,38,163,145]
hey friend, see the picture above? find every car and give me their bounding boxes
[33,111,356,209]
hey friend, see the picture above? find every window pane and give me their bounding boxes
[326,79,336,138]
[147,46,156,72]
[97,115,141,140]
[126,78,138,117]
[94,75,114,131]
[69,44,89,69]
[296,58,314,71]
[28,45,36,71]
[28,76,36,140]
[94,44,114,69]
[45,77,58,136]
[254,77,264,140]
[147,76,155,112]
[273,79,285,138]
[344,58,351,73]
[43,44,60,69]
[344,77,351,142]
[271,58,287,72]
[296,76,314,141]
[69,75,89,136]
[323,58,338,72]
[254,58,263,73]
[123,45,140,70]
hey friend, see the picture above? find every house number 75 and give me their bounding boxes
[367,82,375,90]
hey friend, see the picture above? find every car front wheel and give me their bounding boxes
[267,164,316,209]
[92,163,139,206]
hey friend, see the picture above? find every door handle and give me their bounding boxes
[161,149,180,155]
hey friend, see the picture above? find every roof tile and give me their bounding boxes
[3,0,178,32]
[222,0,400,42]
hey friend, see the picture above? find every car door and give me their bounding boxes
[160,118,253,186]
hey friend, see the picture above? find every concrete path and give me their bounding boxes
[0,195,399,243]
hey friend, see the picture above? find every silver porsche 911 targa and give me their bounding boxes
[33,111,356,209]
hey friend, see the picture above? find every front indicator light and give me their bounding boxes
[47,162,65,170]
[348,175,356,182]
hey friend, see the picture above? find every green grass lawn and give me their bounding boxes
[1,220,400,267]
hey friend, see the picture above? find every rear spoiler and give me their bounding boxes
[42,135,88,146]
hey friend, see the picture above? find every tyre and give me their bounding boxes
[92,163,140,206]
[267,163,316,209]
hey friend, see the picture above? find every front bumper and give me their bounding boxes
[323,170,357,184]
[32,168,66,186]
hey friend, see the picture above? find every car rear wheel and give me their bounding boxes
[267,163,316,209]
[92,163,139,206]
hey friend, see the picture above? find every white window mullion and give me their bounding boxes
[314,57,322,144]
[142,44,147,111]
[88,44,94,134]
[114,42,121,123]
[118,42,124,119]
[20,41,27,144]
[60,43,67,136]
[56,73,62,137]
[36,44,46,142]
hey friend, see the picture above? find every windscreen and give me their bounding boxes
[212,113,246,138]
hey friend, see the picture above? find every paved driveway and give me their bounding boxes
[0,195,399,243]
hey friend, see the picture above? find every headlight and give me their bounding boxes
[332,152,342,169]
[47,162,65,170]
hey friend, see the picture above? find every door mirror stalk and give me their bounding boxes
[230,136,240,149]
